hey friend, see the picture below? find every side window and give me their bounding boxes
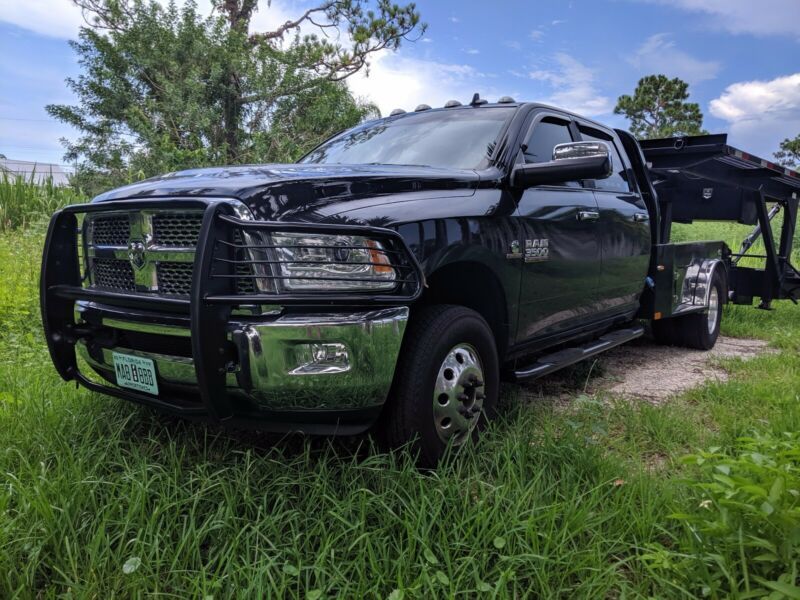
[523,116,580,187]
[578,126,631,192]
[524,117,573,163]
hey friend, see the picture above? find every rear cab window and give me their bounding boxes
[577,125,632,193]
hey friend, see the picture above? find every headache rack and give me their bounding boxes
[640,134,800,308]
[40,198,424,420]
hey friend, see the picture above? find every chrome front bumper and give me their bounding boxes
[75,304,409,427]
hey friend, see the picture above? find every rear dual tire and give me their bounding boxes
[652,270,725,350]
[377,305,499,468]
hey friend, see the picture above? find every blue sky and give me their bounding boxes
[1,0,799,169]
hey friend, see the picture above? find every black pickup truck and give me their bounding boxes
[41,95,800,465]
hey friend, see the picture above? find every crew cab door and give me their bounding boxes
[576,123,651,317]
[513,113,602,343]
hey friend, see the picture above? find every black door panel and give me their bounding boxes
[577,123,651,319]
[513,112,604,345]
[593,190,651,315]
[515,187,601,341]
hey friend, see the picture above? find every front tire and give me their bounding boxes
[378,305,499,467]
[652,269,725,350]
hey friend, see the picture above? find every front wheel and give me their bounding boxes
[652,269,725,350]
[377,305,499,467]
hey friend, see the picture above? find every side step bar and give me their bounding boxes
[511,325,645,382]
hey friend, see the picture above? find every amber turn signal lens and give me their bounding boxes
[367,240,393,274]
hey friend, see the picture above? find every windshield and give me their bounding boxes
[300,107,515,170]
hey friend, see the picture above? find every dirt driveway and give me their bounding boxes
[517,335,773,405]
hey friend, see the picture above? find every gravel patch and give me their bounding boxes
[516,335,773,406]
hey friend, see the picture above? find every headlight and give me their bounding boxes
[271,232,397,291]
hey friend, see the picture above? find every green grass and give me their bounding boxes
[1,214,799,598]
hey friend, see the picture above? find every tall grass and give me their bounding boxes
[0,171,86,232]
[0,185,799,597]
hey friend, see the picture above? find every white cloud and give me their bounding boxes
[449,16,460,23]
[529,30,544,42]
[629,33,720,84]
[709,73,800,158]
[551,20,567,26]
[348,52,493,116]
[464,48,480,55]
[0,0,84,38]
[645,0,800,38]
[528,53,612,116]
[504,40,522,51]
[0,0,299,39]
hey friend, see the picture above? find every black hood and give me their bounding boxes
[93,163,481,222]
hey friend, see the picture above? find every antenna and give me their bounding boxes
[470,93,488,106]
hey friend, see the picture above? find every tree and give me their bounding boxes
[774,135,800,169]
[47,0,423,194]
[614,75,707,140]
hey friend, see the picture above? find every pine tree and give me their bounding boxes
[615,75,706,139]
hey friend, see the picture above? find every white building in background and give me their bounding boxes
[0,158,72,186]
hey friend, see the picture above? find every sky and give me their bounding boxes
[1,0,799,170]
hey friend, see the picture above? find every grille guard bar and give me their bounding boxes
[40,198,424,422]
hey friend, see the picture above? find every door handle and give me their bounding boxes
[577,210,600,222]
[633,212,649,223]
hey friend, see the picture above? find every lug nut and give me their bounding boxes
[457,393,469,402]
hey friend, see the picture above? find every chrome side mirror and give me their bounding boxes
[511,141,613,189]
[553,141,612,168]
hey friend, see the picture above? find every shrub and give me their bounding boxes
[642,432,800,598]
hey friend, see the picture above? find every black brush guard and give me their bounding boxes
[40,198,424,423]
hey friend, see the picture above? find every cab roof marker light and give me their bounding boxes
[414,104,432,112]
[444,100,462,108]
[497,96,516,104]
[389,108,406,116]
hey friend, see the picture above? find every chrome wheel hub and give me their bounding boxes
[707,287,720,335]
[433,344,486,445]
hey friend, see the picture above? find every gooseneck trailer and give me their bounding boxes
[639,133,799,309]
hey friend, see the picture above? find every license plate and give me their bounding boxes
[112,351,159,395]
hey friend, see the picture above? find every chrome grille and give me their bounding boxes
[152,213,203,247]
[89,215,130,246]
[85,209,203,297]
[92,257,136,291]
[156,262,194,296]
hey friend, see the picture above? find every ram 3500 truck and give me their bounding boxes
[41,95,800,466]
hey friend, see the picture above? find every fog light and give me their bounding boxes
[290,343,350,375]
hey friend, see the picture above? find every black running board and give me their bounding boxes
[511,325,645,382]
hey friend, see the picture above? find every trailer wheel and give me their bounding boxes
[377,305,499,468]
[652,270,725,350]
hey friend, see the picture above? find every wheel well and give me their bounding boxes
[416,262,510,359]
